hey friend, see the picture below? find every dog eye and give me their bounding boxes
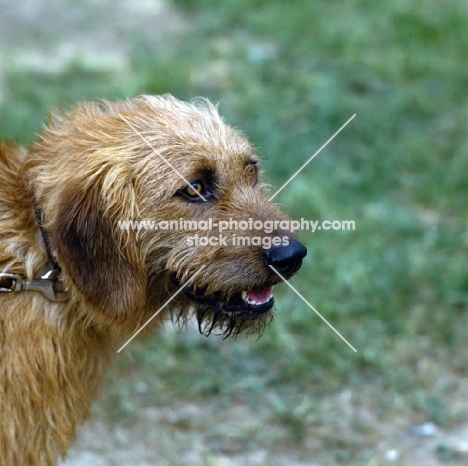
[182,181,205,199]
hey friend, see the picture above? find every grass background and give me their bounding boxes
[1,0,467,464]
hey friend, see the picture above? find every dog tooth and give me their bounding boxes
[242,291,248,301]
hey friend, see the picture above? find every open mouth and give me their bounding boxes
[183,285,275,315]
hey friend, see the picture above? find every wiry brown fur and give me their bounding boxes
[0,95,302,465]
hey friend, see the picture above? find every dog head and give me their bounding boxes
[29,95,306,335]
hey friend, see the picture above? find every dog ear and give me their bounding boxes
[50,181,146,323]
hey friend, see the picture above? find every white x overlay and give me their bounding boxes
[117,110,357,353]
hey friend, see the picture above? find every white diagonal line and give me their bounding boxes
[269,114,356,201]
[117,265,207,353]
[269,265,357,352]
[119,113,207,202]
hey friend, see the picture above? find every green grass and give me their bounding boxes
[2,0,467,460]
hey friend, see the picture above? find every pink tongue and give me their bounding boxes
[248,286,273,303]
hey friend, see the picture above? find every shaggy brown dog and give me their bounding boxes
[0,95,306,465]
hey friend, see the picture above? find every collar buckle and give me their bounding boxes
[0,269,70,302]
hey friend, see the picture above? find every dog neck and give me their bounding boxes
[0,196,69,301]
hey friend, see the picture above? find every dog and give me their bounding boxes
[0,95,306,465]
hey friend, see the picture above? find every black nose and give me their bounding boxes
[262,238,307,278]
